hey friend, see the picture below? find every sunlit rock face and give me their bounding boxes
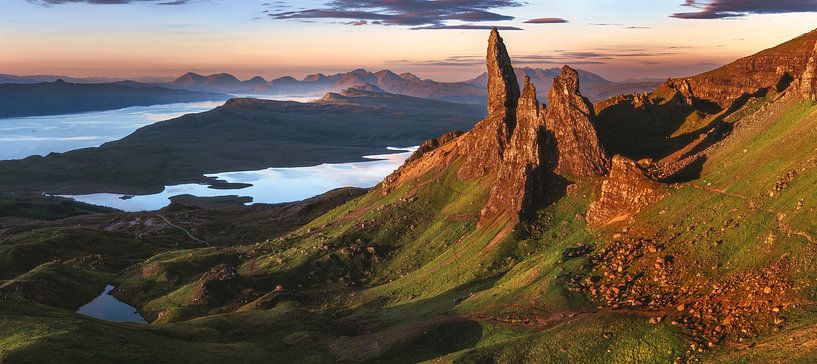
[544,66,609,177]
[801,42,817,102]
[586,155,665,226]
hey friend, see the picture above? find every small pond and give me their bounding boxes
[76,284,147,324]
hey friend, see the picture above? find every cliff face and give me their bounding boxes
[458,29,520,180]
[545,66,609,177]
[801,42,817,103]
[485,29,521,121]
[480,77,552,226]
[672,29,817,109]
[586,156,665,226]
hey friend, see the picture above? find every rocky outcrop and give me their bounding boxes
[801,42,817,102]
[382,130,463,193]
[587,156,665,226]
[406,130,464,164]
[545,66,609,177]
[486,28,521,121]
[480,77,551,225]
[381,28,613,228]
[192,264,243,304]
[458,28,520,179]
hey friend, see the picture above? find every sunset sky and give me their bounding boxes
[2,0,817,82]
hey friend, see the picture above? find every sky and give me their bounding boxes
[1,0,817,82]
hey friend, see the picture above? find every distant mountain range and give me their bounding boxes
[0,74,171,84]
[0,67,663,106]
[0,80,228,118]
[162,67,661,103]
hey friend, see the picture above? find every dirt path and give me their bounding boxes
[157,214,211,247]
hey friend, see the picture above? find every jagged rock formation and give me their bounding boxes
[406,130,464,164]
[458,28,520,179]
[663,78,697,106]
[586,156,665,226]
[486,29,521,120]
[480,77,552,225]
[801,42,817,102]
[544,66,609,177]
[383,28,611,227]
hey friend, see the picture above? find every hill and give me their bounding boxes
[0,80,228,118]
[0,88,484,194]
[4,28,817,363]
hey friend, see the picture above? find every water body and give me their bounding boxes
[0,95,316,160]
[62,147,415,212]
[76,284,147,324]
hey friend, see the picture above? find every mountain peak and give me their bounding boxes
[174,72,206,83]
[457,28,520,179]
[486,27,520,120]
[544,65,609,177]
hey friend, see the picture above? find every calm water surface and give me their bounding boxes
[76,285,147,324]
[0,95,316,160]
[62,147,415,211]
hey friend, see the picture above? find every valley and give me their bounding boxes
[4,8,817,363]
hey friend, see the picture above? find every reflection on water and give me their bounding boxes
[0,95,315,161]
[0,100,226,160]
[62,147,416,212]
[76,284,147,324]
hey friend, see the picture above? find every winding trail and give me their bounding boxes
[157,214,211,247]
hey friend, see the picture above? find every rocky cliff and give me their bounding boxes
[670,29,817,109]
[586,156,665,226]
[384,28,612,228]
[480,77,552,226]
[801,42,817,102]
[457,29,520,180]
[545,66,609,177]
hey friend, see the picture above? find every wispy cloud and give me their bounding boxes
[29,0,193,4]
[524,17,568,24]
[412,24,522,30]
[672,0,817,19]
[267,0,524,29]
[392,47,683,67]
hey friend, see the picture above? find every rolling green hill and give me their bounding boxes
[3,28,817,363]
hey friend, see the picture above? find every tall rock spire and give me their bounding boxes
[458,28,521,179]
[486,27,521,121]
[480,76,550,226]
[545,66,609,177]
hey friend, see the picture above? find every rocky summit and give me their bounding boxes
[387,29,612,228]
[544,66,609,177]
